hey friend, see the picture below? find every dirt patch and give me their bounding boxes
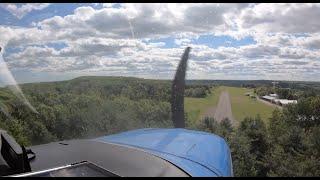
[214,91,235,124]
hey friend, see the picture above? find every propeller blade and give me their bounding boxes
[171,47,191,128]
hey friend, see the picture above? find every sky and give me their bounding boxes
[0,3,320,85]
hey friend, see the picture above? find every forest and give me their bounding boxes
[0,76,319,176]
[185,84,212,98]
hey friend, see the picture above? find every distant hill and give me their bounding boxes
[7,76,319,89]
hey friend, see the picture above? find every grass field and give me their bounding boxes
[225,86,277,124]
[184,87,223,126]
[185,86,277,126]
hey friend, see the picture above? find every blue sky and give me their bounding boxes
[0,3,320,85]
[145,35,256,49]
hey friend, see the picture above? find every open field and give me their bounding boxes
[225,86,278,124]
[185,86,278,126]
[184,87,223,126]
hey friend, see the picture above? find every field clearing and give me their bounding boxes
[185,86,278,126]
[225,86,277,124]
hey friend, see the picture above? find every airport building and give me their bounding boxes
[261,94,297,106]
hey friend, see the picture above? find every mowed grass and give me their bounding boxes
[184,87,224,126]
[225,86,277,124]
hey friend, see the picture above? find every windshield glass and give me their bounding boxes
[0,3,319,177]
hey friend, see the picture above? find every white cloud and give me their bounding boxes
[35,4,247,40]
[174,38,191,46]
[148,42,166,47]
[238,3,320,34]
[102,3,116,8]
[1,3,320,82]
[0,3,50,19]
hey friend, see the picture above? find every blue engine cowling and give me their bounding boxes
[95,128,233,177]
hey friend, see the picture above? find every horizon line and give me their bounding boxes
[1,75,320,88]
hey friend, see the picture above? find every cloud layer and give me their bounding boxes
[0,3,319,83]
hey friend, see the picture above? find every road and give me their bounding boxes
[202,91,235,125]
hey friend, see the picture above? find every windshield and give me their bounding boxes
[0,3,319,177]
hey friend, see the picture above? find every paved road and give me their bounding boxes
[202,91,235,125]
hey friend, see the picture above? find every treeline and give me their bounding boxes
[254,86,318,100]
[254,86,274,97]
[196,95,320,176]
[185,85,211,98]
[242,83,257,88]
[186,80,320,92]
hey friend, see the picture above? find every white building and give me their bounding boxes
[261,95,276,102]
[261,94,297,106]
[274,99,297,106]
